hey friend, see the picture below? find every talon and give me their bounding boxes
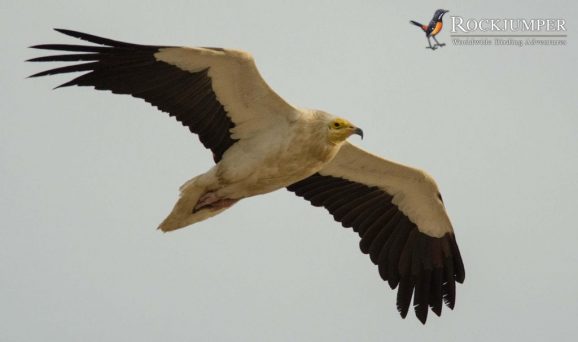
[194,192,219,211]
[194,191,240,212]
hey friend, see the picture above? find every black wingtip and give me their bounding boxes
[53,28,97,42]
[54,28,86,39]
[53,82,73,90]
[398,306,409,319]
[416,309,428,325]
[396,276,413,319]
[29,44,51,50]
[443,292,456,310]
[28,70,48,78]
[451,234,466,283]
[51,28,144,49]
[54,28,107,45]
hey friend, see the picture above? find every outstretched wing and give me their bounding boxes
[28,29,297,162]
[287,142,465,324]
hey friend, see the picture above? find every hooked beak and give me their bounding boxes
[352,127,364,140]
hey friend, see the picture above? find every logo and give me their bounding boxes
[410,10,568,49]
[449,16,567,47]
[409,9,450,50]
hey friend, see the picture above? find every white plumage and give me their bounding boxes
[29,29,465,324]
[320,142,452,238]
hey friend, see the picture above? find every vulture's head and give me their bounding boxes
[327,117,363,144]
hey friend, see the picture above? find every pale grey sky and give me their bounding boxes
[1,0,577,341]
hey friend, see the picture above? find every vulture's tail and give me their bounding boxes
[158,175,231,232]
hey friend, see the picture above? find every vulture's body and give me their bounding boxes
[29,29,465,324]
[164,109,344,230]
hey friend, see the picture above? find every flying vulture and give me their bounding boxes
[28,29,465,324]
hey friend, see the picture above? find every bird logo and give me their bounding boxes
[410,9,449,50]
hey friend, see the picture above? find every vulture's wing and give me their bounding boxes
[287,142,465,324]
[28,29,297,162]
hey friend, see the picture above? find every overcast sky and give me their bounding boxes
[1,0,577,341]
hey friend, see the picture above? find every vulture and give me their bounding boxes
[28,29,465,324]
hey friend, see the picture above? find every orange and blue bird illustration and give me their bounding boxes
[410,9,449,50]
